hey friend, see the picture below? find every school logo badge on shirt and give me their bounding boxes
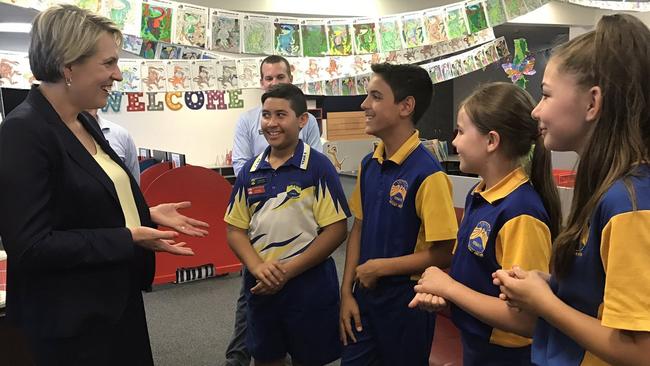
[468,221,491,257]
[389,179,409,208]
[286,184,302,198]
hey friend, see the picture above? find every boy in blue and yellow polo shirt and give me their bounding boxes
[224,83,350,365]
[339,63,458,366]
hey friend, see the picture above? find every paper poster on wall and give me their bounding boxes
[116,59,142,91]
[288,57,306,84]
[300,20,329,57]
[209,10,241,53]
[378,17,401,53]
[503,0,529,20]
[465,2,489,33]
[166,60,192,91]
[139,39,157,59]
[351,55,371,75]
[173,3,208,49]
[445,6,469,40]
[242,14,274,55]
[141,0,174,42]
[103,0,142,36]
[484,0,507,27]
[0,53,30,88]
[123,34,144,54]
[323,79,341,96]
[180,48,201,59]
[236,58,261,89]
[274,18,302,57]
[326,21,353,56]
[141,60,166,92]
[400,13,426,49]
[352,20,379,55]
[216,59,239,89]
[423,10,448,44]
[156,42,182,59]
[355,74,370,95]
[75,0,102,13]
[340,76,356,96]
[190,60,217,90]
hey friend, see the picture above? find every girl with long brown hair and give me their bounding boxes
[495,14,650,366]
[410,82,561,365]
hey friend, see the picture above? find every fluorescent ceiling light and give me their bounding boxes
[0,22,32,33]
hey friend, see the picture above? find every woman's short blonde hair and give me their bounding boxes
[29,4,122,83]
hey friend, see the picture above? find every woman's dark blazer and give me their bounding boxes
[0,87,155,340]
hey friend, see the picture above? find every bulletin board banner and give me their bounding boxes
[98,88,261,168]
[0,36,508,94]
[1,0,547,57]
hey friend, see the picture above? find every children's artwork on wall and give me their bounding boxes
[122,34,143,54]
[217,59,239,89]
[166,60,191,91]
[173,4,207,48]
[140,60,166,92]
[429,64,443,83]
[353,21,378,55]
[323,78,340,96]
[191,60,216,90]
[103,0,142,36]
[0,56,22,87]
[423,10,448,44]
[141,0,173,43]
[305,81,323,95]
[210,10,241,53]
[378,17,401,53]
[156,42,182,59]
[355,74,371,95]
[503,0,529,20]
[445,6,469,40]
[274,19,302,57]
[181,48,201,59]
[495,37,508,58]
[340,76,356,96]
[139,40,158,59]
[287,57,306,84]
[116,59,142,92]
[465,2,489,33]
[75,0,101,13]
[400,13,426,49]
[327,22,353,56]
[300,20,329,57]
[502,38,536,89]
[485,0,507,27]
[242,15,274,55]
[236,58,261,89]
[523,0,543,11]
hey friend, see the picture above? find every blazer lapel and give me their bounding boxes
[27,88,120,205]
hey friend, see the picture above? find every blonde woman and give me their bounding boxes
[0,5,208,364]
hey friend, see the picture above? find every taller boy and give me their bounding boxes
[340,63,458,365]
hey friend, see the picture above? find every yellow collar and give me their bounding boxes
[372,131,421,165]
[474,167,529,204]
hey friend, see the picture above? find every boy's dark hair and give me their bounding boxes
[259,55,293,80]
[370,63,433,124]
[261,83,307,116]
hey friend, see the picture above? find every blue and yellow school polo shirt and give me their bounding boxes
[349,131,458,279]
[533,165,650,366]
[224,141,351,261]
[450,167,552,348]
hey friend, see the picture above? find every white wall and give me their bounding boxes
[99,89,263,168]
